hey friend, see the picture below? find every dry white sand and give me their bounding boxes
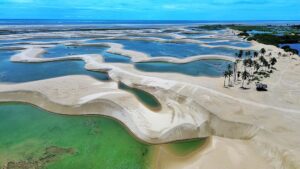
[2,28,300,169]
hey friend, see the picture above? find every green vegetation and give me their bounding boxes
[281,45,299,55]
[224,48,279,90]
[237,31,250,37]
[227,25,300,48]
[228,25,273,32]
[248,34,300,46]
[199,25,273,32]
[199,24,300,51]
[241,70,250,88]
[199,24,299,35]
[291,25,300,29]
[197,25,227,30]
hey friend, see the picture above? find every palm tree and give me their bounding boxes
[259,56,266,63]
[241,70,250,88]
[233,60,238,82]
[270,57,277,67]
[227,64,233,86]
[223,71,229,87]
[253,60,260,73]
[260,48,266,56]
[243,59,248,68]
[262,60,269,71]
[233,59,241,82]
[228,69,233,86]
[259,56,267,70]
[249,51,252,56]
[238,50,244,58]
[245,51,249,57]
[235,53,239,58]
[245,51,251,57]
[248,58,254,75]
[237,71,241,80]
[243,58,253,72]
[254,51,258,58]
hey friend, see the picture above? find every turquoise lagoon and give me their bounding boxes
[135,60,231,77]
[0,50,109,83]
[87,39,238,57]
[43,45,131,63]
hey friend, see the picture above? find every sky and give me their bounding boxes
[0,0,299,20]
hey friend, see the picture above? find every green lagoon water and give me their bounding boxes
[0,103,206,169]
[0,103,153,169]
[118,82,161,111]
[167,139,206,156]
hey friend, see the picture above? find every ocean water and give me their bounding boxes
[1,19,300,26]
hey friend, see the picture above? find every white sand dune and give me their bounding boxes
[2,28,300,169]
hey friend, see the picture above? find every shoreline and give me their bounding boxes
[0,75,259,143]
[0,101,208,146]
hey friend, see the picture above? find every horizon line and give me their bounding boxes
[1,19,300,21]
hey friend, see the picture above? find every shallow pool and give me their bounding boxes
[88,39,237,57]
[118,82,161,111]
[0,50,109,83]
[135,60,231,77]
[43,45,108,58]
[0,103,153,169]
[206,40,252,48]
[0,103,206,169]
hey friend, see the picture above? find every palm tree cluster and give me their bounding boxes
[224,48,279,90]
